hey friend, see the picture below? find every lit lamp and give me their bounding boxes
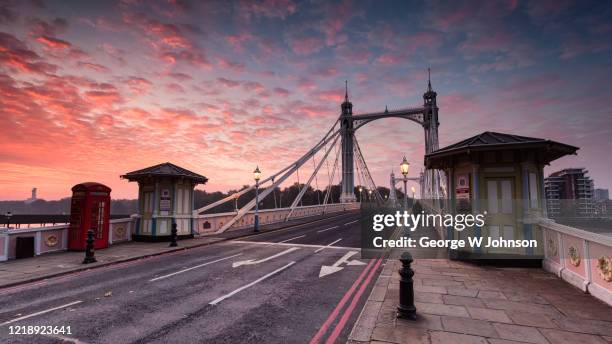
[411,186,416,200]
[400,156,410,210]
[253,166,261,232]
[358,186,363,202]
[368,189,373,202]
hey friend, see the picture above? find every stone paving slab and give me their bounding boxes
[348,259,612,344]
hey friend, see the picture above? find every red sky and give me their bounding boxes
[1,0,611,200]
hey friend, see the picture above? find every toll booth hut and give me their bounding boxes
[425,132,578,260]
[121,162,208,242]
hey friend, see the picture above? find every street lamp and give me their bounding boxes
[400,156,410,210]
[358,186,363,202]
[411,186,416,200]
[5,211,12,229]
[368,189,373,202]
[253,166,261,232]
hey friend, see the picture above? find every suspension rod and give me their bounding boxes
[322,139,341,208]
[285,134,340,221]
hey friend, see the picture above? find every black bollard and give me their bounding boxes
[82,229,97,264]
[397,251,417,320]
[169,222,178,247]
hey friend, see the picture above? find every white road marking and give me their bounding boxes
[149,253,243,282]
[0,300,83,326]
[314,238,343,253]
[319,251,365,278]
[277,235,306,243]
[317,226,339,233]
[209,261,296,305]
[344,220,359,226]
[231,240,357,251]
[232,247,300,268]
[238,212,349,239]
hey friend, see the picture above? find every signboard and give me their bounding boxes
[456,174,470,199]
[160,189,171,211]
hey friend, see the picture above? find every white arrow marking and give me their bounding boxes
[347,259,366,266]
[232,247,300,268]
[319,250,364,278]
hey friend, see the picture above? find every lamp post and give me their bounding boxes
[358,186,363,202]
[400,156,410,211]
[368,189,373,202]
[411,186,416,205]
[253,166,261,232]
[5,211,12,229]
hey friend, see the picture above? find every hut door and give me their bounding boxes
[485,178,515,251]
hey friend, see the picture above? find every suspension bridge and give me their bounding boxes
[195,71,446,233]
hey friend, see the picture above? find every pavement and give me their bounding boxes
[348,259,612,344]
[0,210,385,344]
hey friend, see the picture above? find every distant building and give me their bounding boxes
[24,187,38,204]
[595,188,609,201]
[593,188,610,216]
[544,168,594,218]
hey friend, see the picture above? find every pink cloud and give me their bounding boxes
[217,77,240,88]
[238,0,297,19]
[376,53,403,65]
[77,61,109,73]
[218,57,245,72]
[289,36,325,55]
[125,76,152,95]
[0,32,57,75]
[273,87,290,97]
[36,35,71,49]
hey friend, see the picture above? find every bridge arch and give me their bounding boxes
[338,74,443,202]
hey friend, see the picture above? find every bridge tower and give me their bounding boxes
[340,82,357,202]
[422,68,442,199]
[339,69,444,202]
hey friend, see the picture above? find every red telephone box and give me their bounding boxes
[68,182,111,251]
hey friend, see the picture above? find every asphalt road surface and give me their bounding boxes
[0,211,385,344]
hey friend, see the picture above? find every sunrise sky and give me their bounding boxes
[1,0,611,201]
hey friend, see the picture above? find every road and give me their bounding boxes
[0,211,385,344]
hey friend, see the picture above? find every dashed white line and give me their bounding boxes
[317,226,339,233]
[149,253,242,282]
[344,220,359,226]
[231,240,356,251]
[314,238,343,253]
[277,235,306,243]
[0,300,83,326]
[209,261,296,305]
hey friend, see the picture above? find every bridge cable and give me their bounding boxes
[312,155,321,205]
[214,129,341,233]
[323,138,341,208]
[285,134,341,221]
